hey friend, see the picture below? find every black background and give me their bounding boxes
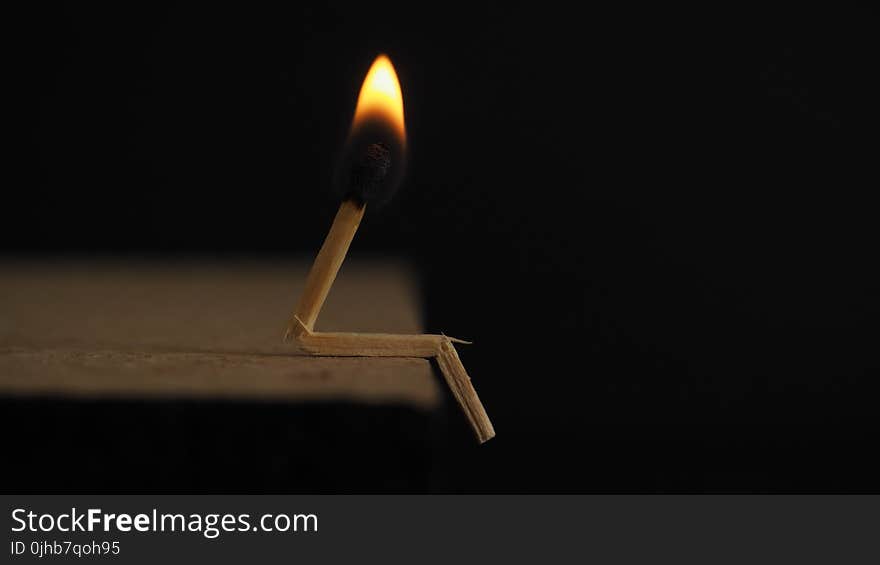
[6,3,878,491]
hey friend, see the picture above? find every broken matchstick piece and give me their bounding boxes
[289,315,495,443]
[436,338,496,444]
[289,314,464,357]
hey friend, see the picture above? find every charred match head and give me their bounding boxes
[333,54,406,208]
[335,117,405,206]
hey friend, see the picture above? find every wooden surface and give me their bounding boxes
[0,259,439,408]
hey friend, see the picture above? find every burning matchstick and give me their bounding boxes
[283,55,495,443]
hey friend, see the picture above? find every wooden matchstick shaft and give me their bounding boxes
[288,315,495,442]
[436,338,495,444]
[303,333,495,442]
[288,314,458,357]
[298,331,446,357]
[287,199,365,336]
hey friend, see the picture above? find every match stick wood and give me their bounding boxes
[288,315,460,357]
[289,316,494,442]
[298,331,445,357]
[284,199,365,339]
[436,338,496,444]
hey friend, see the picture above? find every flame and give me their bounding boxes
[352,54,406,144]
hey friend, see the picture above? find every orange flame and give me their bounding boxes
[352,54,406,145]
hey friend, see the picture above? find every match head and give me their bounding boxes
[334,54,407,208]
[334,117,405,207]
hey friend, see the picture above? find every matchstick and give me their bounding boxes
[288,314,469,357]
[436,338,496,444]
[289,315,495,443]
[298,330,446,358]
[283,199,365,340]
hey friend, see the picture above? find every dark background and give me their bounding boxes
[6,3,877,491]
